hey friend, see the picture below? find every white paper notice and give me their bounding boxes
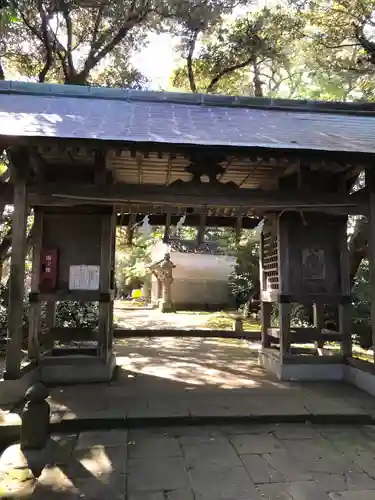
[69,265,100,291]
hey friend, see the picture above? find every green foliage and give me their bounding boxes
[116,226,164,296]
[229,230,259,304]
[0,0,247,85]
[171,5,306,96]
[351,259,372,349]
[54,301,99,329]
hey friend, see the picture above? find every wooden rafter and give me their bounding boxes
[136,152,143,185]
[165,154,173,186]
[238,159,263,187]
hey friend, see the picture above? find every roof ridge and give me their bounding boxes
[1,80,375,116]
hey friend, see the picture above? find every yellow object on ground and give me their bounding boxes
[131,289,142,300]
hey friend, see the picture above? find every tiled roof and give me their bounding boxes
[0,81,375,153]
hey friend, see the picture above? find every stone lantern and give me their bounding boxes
[149,252,176,313]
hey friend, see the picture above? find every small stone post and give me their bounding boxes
[233,316,243,333]
[20,382,50,451]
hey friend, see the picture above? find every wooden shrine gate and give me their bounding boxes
[0,80,373,398]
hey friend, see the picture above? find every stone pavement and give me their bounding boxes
[113,307,218,330]
[44,338,375,424]
[23,423,375,499]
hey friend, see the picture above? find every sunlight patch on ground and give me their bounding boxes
[113,302,261,332]
[78,446,114,478]
[117,355,261,389]
[115,336,265,389]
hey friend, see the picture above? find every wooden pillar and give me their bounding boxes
[279,302,291,356]
[126,214,136,246]
[261,302,272,348]
[44,301,56,351]
[197,213,206,246]
[277,214,291,357]
[98,211,115,362]
[259,230,271,347]
[163,211,171,243]
[108,218,116,352]
[366,168,375,360]
[235,216,242,245]
[28,208,43,360]
[313,302,325,349]
[338,217,352,358]
[4,177,28,379]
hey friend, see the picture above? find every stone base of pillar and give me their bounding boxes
[159,300,175,313]
[258,348,344,381]
[0,367,39,405]
[39,353,117,384]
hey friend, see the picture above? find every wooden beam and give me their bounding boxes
[4,175,28,379]
[24,182,367,211]
[50,327,97,342]
[0,182,368,214]
[3,135,374,166]
[114,328,261,340]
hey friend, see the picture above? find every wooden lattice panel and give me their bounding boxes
[263,219,279,291]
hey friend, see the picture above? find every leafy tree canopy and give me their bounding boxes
[0,0,248,86]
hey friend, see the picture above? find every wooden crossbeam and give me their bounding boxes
[0,182,368,215]
[0,182,365,210]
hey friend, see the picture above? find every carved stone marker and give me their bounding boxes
[149,252,176,313]
[21,382,50,451]
[0,383,51,497]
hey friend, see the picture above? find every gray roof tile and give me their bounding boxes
[0,81,375,153]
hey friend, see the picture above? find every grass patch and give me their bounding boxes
[201,311,261,331]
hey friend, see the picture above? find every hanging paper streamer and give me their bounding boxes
[254,219,264,238]
[176,214,186,232]
[138,215,152,236]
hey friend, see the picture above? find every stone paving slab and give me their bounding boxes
[10,423,375,499]
[39,338,375,427]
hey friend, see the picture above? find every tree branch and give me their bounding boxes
[62,7,75,74]
[186,29,199,93]
[91,5,105,52]
[37,0,54,83]
[206,56,255,93]
[80,9,150,82]
[252,58,263,97]
[354,22,375,60]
